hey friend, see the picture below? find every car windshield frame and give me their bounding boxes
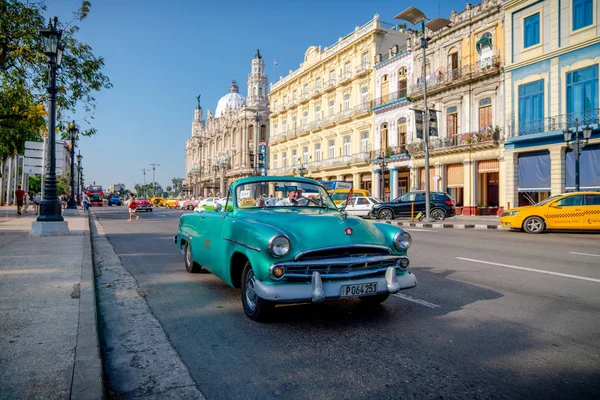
[534,194,562,206]
[235,180,338,211]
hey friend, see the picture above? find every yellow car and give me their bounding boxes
[165,199,180,208]
[329,189,370,205]
[149,197,164,207]
[501,191,600,233]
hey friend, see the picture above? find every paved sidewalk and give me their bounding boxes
[385,215,503,229]
[0,206,103,399]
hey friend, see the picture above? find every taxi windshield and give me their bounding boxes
[535,195,562,206]
[235,180,336,210]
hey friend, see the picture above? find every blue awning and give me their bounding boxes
[518,150,551,192]
[566,143,600,190]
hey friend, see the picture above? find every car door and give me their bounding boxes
[353,197,371,216]
[394,192,416,217]
[545,194,585,230]
[583,194,600,230]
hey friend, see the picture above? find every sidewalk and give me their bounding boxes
[386,215,503,229]
[0,206,103,399]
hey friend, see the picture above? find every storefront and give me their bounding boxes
[566,144,600,191]
[360,172,372,192]
[517,150,551,206]
[478,159,499,207]
[446,163,464,207]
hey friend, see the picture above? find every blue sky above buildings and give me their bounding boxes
[46,0,475,191]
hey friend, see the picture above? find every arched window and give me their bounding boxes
[381,123,389,151]
[253,87,257,96]
[397,118,407,151]
[477,32,494,68]
[478,98,492,130]
[248,125,254,144]
[259,87,263,96]
[398,67,407,98]
[381,74,389,103]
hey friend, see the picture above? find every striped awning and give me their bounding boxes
[447,163,464,188]
[478,159,499,173]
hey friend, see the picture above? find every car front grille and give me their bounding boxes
[295,245,390,261]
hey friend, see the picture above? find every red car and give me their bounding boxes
[135,198,153,212]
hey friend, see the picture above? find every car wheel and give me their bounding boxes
[379,209,394,220]
[149,209,152,212]
[241,262,274,322]
[183,241,202,273]
[431,208,446,221]
[523,216,545,234]
[358,293,390,306]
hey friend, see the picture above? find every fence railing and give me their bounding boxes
[409,55,501,96]
[407,128,502,154]
[506,108,600,137]
[371,91,408,108]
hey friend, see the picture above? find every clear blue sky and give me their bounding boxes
[46,0,471,192]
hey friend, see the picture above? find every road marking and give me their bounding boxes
[404,228,438,233]
[156,213,167,217]
[570,251,600,258]
[391,293,440,308]
[457,257,600,284]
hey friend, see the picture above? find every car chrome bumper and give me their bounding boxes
[252,267,417,303]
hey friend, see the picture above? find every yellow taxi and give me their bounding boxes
[165,199,180,208]
[501,191,600,233]
[329,189,370,205]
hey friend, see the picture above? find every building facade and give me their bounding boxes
[268,15,409,192]
[408,0,506,215]
[371,47,414,201]
[503,0,600,207]
[184,51,270,197]
[109,183,125,193]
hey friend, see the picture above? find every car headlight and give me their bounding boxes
[268,235,290,257]
[393,231,411,251]
[501,211,519,217]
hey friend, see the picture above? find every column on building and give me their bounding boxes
[462,160,476,215]
[503,151,518,211]
[390,168,399,199]
[373,170,381,199]
[497,155,505,214]
[550,146,565,196]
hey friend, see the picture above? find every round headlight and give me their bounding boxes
[268,235,290,257]
[394,231,412,251]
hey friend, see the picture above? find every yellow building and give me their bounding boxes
[268,15,409,192]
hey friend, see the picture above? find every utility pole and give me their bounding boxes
[149,163,160,197]
[141,168,149,198]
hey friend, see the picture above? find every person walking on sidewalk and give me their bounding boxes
[82,193,90,212]
[126,193,139,222]
[15,186,26,215]
[33,193,41,214]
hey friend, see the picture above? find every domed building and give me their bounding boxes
[185,50,270,197]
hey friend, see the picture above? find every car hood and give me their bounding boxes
[503,205,539,214]
[237,208,387,252]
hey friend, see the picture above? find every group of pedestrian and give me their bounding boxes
[15,186,41,215]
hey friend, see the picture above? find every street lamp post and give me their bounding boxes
[32,17,69,235]
[141,168,148,198]
[373,153,390,200]
[254,111,261,176]
[150,163,161,197]
[76,151,82,205]
[396,7,450,220]
[563,119,593,191]
[65,121,79,211]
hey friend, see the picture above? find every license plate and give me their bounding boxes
[340,282,378,297]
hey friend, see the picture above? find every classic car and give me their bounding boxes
[175,176,417,321]
[340,196,381,218]
[107,195,122,206]
[135,197,153,212]
[501,191,600,233]
[183,199,200,210]
[165,199,180,208]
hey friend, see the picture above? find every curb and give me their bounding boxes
[71,210,105,400]
[385,220,503,230]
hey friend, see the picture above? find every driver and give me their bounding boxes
[276,186,308,206]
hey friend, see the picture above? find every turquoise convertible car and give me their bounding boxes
[174,176,417,321]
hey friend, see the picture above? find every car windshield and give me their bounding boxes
[535,195,562,206]
[368,197,380,203]
[235,180,337,210]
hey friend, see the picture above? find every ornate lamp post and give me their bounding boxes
[32,17,69,235]
[254,111,261,176]
[214,152,231,195]
[65,121,79,211]
[396,7,450,220]
[76,151,82,205]
[563,119,593,192]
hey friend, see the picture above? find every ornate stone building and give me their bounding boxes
[184,50,270,197]
[408,0,505,215]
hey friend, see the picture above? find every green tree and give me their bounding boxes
[28,174,41,193]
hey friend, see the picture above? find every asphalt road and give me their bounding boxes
[93,206,600,399]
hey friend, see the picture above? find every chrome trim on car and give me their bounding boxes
[267,234,290,258]
[272,255,409,280]
[293,245,392,261]
[252,269,417,302]
[224,238,261,252]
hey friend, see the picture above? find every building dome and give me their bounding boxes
[215,80,245,118]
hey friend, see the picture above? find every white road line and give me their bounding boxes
[391,293,441,308]
[404,228,438,233]
[456,257,600,284]
[570,251,600,258]
[156,213,167,217]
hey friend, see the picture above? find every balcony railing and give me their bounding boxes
[338,72,352,84]
[326,79,336,88]
[355,63,370,75]
[338,109,352,120]
[312,87,322,96]
[353,102,370,114]
[409,55,501,96]
[371,91,408,109]
[407,128,502,155]
[507,108,600,137]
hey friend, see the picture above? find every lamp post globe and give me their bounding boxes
[36,16,65,224]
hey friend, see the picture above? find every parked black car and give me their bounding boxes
[370,191,456,221]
